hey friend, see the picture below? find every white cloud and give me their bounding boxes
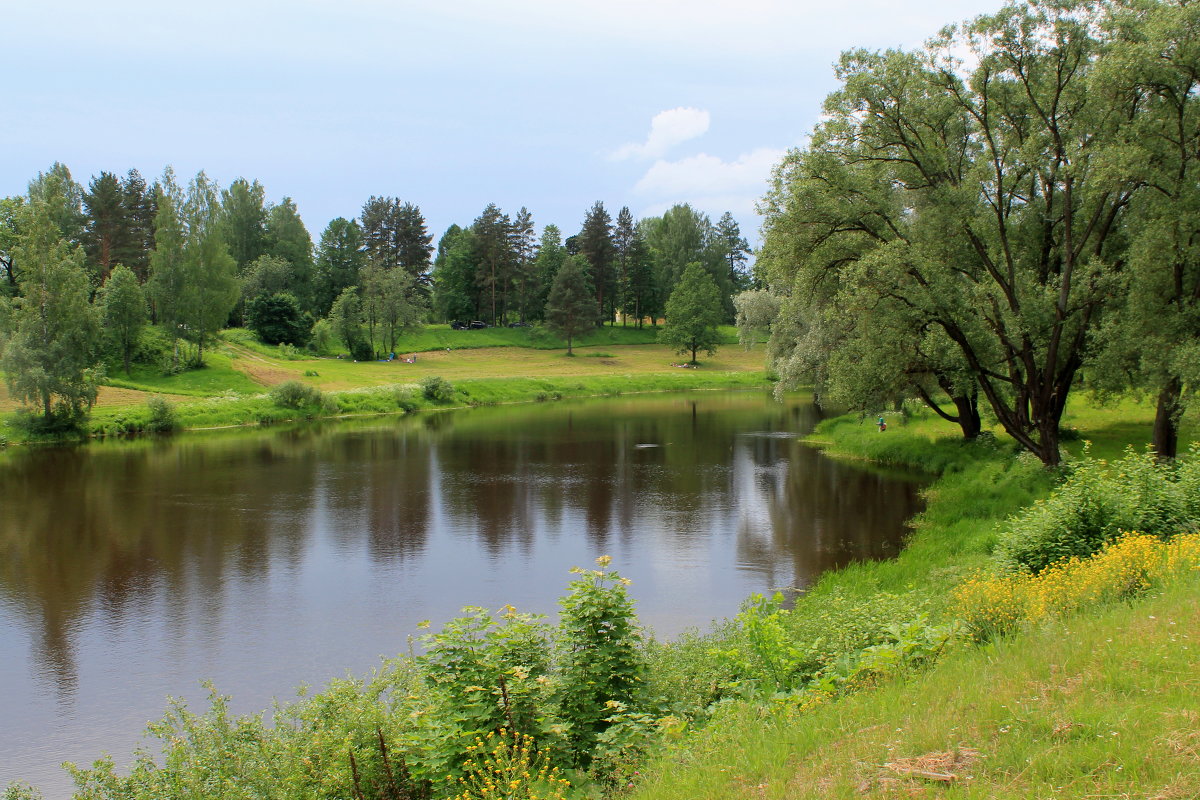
[634,147,785,201]
[611,108,711,161]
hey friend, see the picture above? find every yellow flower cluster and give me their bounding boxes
[954,532,1200,640]
[452,728,571,800]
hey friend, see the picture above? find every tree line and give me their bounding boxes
[752,0,1200,465]
[0,162,750,427]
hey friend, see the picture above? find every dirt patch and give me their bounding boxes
[861,748,982,795]
[0,383,191,412]
[226,346,297,387]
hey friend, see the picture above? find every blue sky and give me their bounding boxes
[5,0,1003,248]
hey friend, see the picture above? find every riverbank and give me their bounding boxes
[627,401,1200,799]
[0,325,769,446]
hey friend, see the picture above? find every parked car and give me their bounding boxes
[508,321,531,328]
[469,320,488,329]
[450,321,468,330]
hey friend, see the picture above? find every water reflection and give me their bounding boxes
[0,392,924,796]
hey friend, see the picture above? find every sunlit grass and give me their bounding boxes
[631,574,1200,800]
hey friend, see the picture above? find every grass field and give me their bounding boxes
[0,326,771,442]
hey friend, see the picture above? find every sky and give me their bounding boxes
[5,0,1005,249]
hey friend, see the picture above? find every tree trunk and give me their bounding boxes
[1153,375,1182,461]
[952,393,982,440]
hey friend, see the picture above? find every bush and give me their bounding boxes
[994,447,1200,573]
[394,388,419,412]
[420,375,455,404]
[246,293,310,347]
[146,397,180,433]
[269,380,324,409]
[555,557,646,765]
[957,532,1200,641]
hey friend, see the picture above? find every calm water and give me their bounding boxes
[0,392,924,797]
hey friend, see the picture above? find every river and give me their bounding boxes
[0,391,924,797]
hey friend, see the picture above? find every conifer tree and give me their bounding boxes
[545,255,597,355]
[82,171,125,280]
[578,201,615,324]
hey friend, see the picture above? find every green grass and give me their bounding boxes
[102,349,264,396]
[317,323,742,354]
[632,575,1200,800]
[629,402,1200,800]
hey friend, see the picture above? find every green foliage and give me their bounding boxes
[99,264,147,375]
[418,606,555,780]
[269,380,324,410]
[246,292,310,347]
[419,375,455,403]
[659,263,722,364]
[145,397,180,433]
[543,255,597,355]
[2,201,103,423]
[995,446,1200,573]
[554,557,645,765]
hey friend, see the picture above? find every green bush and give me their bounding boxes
[145,397,180,433]
[269,380,324,409]
[995,447,1200,573]
[555,557,646,765]
[419,375,455,404]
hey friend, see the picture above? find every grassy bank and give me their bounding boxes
[0,327,768,445]
[627,401,1200,800]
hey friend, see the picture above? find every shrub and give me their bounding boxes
[269,380,324,409]
[555,557,645,765]
[420,375,455,404]
[957,532,1200,641]
[395,387,419,412]
[145,397,180,433]
[994,447,1200,572]
[246,292,310,347]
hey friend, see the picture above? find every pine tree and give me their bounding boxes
[509,207,538,322]
[578,201,615,324]
[715,212,751,291]
[545,255,597,355]
[472,203,512,325]
[82,171,125,280]
[313,217,365,317]
[117,170,155,281]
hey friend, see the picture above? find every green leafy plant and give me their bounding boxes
[419,375,455,404]
[269,380,324,409]
[554,556,646,765]
[996,446,1200,572]
[145,396,180,433]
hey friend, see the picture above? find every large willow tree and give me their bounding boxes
[762,0,1141,465]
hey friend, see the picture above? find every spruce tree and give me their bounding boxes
[545,255,597,355]
[578,201,615,324]
[313,217,365,317]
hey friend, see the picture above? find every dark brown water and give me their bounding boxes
[0,392,924,797]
